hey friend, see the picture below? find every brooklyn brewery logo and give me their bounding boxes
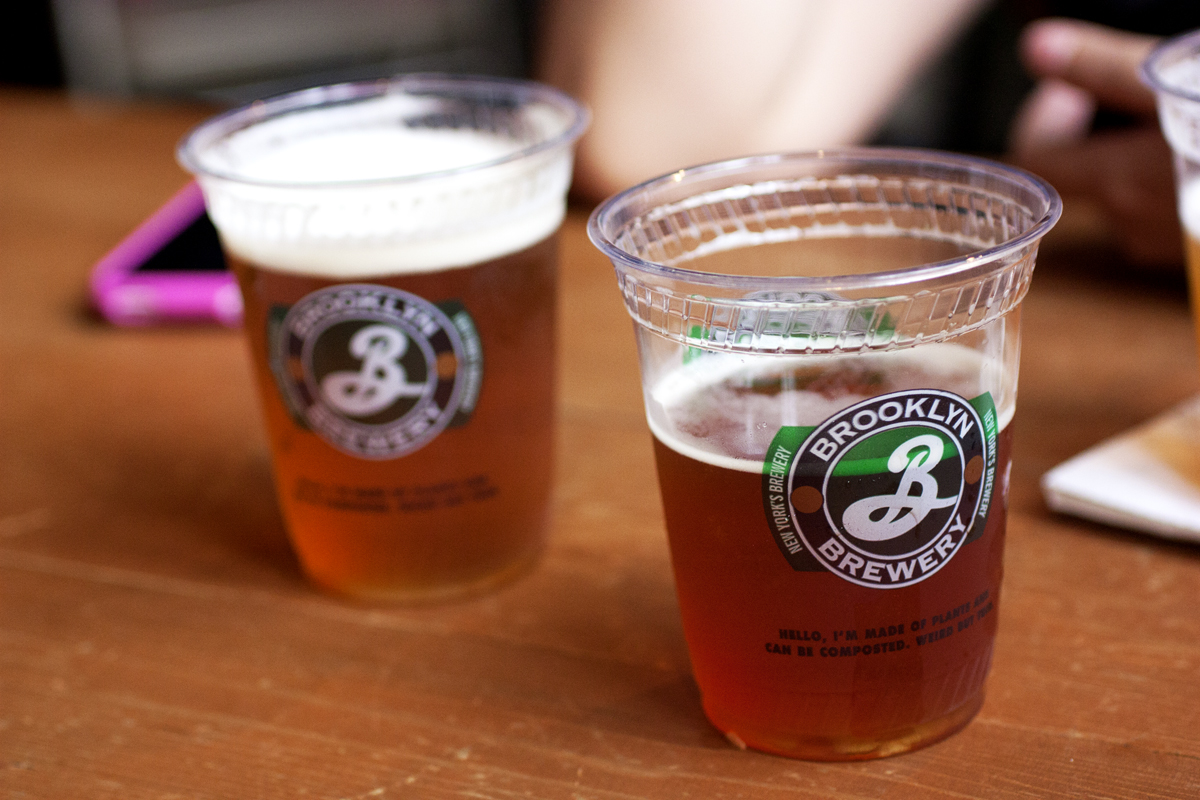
[762,390,998,588]
[270,284,483,460]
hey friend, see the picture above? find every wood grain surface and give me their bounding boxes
[2,89,1198,799]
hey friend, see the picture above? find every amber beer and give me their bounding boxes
[180,77,586,600]
[229,235,557,599]
[648,349,1011,759]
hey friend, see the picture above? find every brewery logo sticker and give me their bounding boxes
[761,390,998,588]
[269,284,483,460]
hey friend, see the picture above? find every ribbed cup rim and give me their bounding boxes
[1142,28,1200,104]
[178,73,590,189]
[587,148,1062,294]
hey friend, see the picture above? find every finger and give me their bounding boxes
[1020,18,1159,115]
[1009,78,1097,158]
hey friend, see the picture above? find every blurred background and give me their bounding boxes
[2,0,1196,153]
[4,0,533,104]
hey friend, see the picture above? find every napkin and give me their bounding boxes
[1041,396,1200,543]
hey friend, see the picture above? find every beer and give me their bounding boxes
[648,346,1012,759]
[180,77,587,600]
[230,234,557,600]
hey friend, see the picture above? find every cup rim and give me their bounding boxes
[1141,28,1200,103]
[587,147,1062,293]
[177,73,590,189]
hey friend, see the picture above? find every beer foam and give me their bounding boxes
[1153,57,1200,162]
[1182,179,1200,239]
[649,343,1014,472]
[231,127,522,185]
[186,93,578,277]
[1158,56,1200,97]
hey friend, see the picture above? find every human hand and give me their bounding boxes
[1009,18,1180,267]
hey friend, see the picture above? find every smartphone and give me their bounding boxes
[90,181,242,326]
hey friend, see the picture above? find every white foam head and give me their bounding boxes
[1149,48,1200,163]
[1182,179,1200,240]
[179,78,588,277]
[1146,50,1200,238]
[648,343,1014,472]
[1158,56,1200,95]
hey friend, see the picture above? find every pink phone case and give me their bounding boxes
[90,181,242,326]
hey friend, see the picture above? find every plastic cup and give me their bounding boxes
[588,148,1060,759]
[179,76,587,602]
[1143,29,1200,360]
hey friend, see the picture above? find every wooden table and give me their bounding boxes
[3,89,1198,798]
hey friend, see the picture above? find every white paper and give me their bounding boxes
[1041,396,1200,543]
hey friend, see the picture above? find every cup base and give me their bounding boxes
[710,691,984,762]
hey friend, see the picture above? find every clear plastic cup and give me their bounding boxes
[588,148,1060,759]
[179,76,587,602]
[1143,29,1200,360]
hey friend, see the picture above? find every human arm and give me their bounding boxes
[536,0,986,201]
